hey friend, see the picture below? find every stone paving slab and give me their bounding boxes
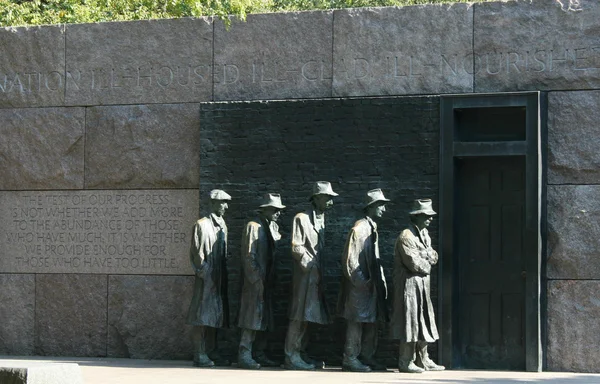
[2,357,600,384]
[0,362,82,384]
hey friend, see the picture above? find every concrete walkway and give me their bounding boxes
[2,357,600,384]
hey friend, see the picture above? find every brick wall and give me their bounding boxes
[200,96,440,365]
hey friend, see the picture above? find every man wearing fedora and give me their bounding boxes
[186,189,232,368]
[391,198,444,373]
[284,181,339,370]
[337,188,390,372]
[238,193,285,369]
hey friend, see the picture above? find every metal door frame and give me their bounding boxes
[439,92,544,372]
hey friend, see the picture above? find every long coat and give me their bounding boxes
[390,225,439,343]
[238,218,279,331]
[337,217,388,323]
[288,209,330,325]
[186,214,229,328]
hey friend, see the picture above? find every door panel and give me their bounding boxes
[455,156,526,370]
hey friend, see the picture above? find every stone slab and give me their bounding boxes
[547,185,600,279]
[0,275,35,355]
[107,275,194,359]
[65,18,213,106]
[35,274,107,357]
[548,90,600,184]
[214,11,333,100]
[332,5,473,97]
[0,108,85,190]
[547,280,600,373]
[84,104,200,189]
[474,0,600,92]
[0,363,82,384]
[0,190,199,275]
[0,25,65,108]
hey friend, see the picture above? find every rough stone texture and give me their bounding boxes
[214,11,333,101]
[85,104,200,189]
[65,18,213,106]
[547,185,600,280]
[35,274,107,357]
[474,0,600,92]
[0,108,85,190]
[548,91,600,184]
[0,363,83,384]
[0,190,198,275]
[107,275,194,359]
[0,25,65,108]
[200,97,440,365]
[333,5,473,97]
[547,280,600,373]
[0,275,35,355]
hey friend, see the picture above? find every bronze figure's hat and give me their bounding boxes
[310,181,339,200]
[210,189,231,201]
[364,188,390,208]
[409,198,437,216]
[259,193,286,209]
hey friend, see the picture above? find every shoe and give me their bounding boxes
[342,358,372,372]
[301,354,324,369]
[208,352,231,367]
[254,353,279,367]
[284,356,316,371]
[398,362,424,373]
[193,354,215,368]
[419,359,445,371]
[238,351,261,370]
[359,356,387,371]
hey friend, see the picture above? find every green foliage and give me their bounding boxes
[0,0,490,27]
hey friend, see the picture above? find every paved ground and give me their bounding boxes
[2,357,600,384]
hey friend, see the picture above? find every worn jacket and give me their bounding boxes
[288,209,330,324]
[186,214,229,328]
[238,218,280,331]
[390,225,439,342]
[337,217,388,323]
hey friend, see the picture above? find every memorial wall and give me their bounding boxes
[1,0,600,372]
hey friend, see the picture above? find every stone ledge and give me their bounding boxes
[0,363,82,384]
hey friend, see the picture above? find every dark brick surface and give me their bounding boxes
[200,97,440,365]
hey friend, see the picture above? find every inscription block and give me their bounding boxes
[85,104,200,189]
[35,274,107,356]
[107,275,194,359]
[214,11,333,100]
[0,275,35,355]
[65,18,213,106]
[474,0,600,92]
[547,185,600,279]
[333,5,473,97]
[548,90,600,184]
[0,25,65,108]
[0,190,198,275]
[0,107,85,190]
[548,280,600,372]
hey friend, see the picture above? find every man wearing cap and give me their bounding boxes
[238,193,285,369]
[284,181,338,370]
[337,188,390,372]
[186,189,232,368]
[391,198,444,373]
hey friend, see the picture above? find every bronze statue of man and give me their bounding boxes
[237,193,285,369]
[284,181,338,370]
[186,189,232,368]
[391,198,444,373]
[337,189,390,372]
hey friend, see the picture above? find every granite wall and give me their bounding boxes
[0,0,599,372]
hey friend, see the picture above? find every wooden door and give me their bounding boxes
[455,156,526,369]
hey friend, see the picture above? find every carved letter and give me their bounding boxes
[301,60,319,81]
[354,58,370,79]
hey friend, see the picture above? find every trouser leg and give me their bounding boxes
[284,320,306,360]
[360,322,378,360]
[343,321,362,362]
[416,341,445,371]
[192,325,207,356]
[205,326,216,356]
[239,328,256,355]
[398,342,423,373]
